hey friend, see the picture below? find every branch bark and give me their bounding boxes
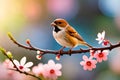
[0,47,41,80]
[8,32,120,56]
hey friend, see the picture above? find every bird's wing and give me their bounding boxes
[65,26,84,41]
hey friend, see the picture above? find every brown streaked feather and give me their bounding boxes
[65,26,84,41]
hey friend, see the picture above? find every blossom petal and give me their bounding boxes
[55,64,62,69]
[96,38,100,41]
[83,66,87,70]
[102,30,105,38]
[56,71,62,76]
[88,67,93,71]
[24,68,30,72]
[32,66,38,73]
[98,40,103,44]
[103,50,109,55]
[20,57,26,66]
[80,61,85,66]
[103,57,107,61]
[83,55,88,60]
[92,64,96,68]
[13,60,20,66]
[97,58,102,63]
[48,60,55,66]
[43,64,49,70]
[24,62,33,68]
[92,60,97,64]
[38,63,43,67]
[97,33,101,38]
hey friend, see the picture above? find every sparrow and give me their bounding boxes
[51,18,92,52]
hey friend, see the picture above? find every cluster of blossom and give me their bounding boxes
[80,31,110,71]
[3,56,62,80]
[95,30,110,46]
[80,50,109,71]
[35,30,110,71]
[32,60,62,80]
[0,30,111,80]
[2,59,32,80]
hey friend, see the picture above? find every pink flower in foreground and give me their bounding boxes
[32,63,44,77]
[13,56,33,72]
[0,63,9,80]
[2,60,25,80]
[3,59,14,75]
[44,60,62,80]
[32,60,62,80]
[80,55,97,71]
[96,30,105,44]
[3,59,14,69]
[94,50,109,63]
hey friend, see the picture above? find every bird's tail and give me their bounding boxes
[80,42,93,48]
[85,43,93,48]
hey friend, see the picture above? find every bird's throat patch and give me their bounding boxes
[54,26,61,33]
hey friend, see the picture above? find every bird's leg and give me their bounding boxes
[58,46,66,55]
[68,47,73,56]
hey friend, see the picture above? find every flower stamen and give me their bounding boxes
[19,66,24,69]
[86,61,92,66]
[98,53,104,58]
[50,69,55,74]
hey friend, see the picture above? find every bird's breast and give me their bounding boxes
[53,30,78,48]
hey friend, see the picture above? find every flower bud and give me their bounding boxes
[37,50,41,54]
[56,54,61,60]
[26,39,30,44]
[7,51,13,59]
[103,40,109,46]
[36,55,42,60]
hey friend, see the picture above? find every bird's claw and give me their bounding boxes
[58,46,65,55]
[68,49,72,56]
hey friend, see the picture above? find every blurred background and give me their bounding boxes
[0,0,120,80]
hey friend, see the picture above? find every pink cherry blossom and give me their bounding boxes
[43,60,62,80]
[2,59,25,80]
[96,30,105,44]
[32,60,62,80]
[3,59,14,69]
[32,63,45,77]
[0,63,10,80]
[13,56,33,72]
[3,59,14,75]
[80,55,97,71]
[94,50,109,63]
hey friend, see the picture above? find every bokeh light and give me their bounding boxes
[99,0,120,17]
[23,0,42,21]
[0,0,25,33]
[109,48,120,74]
[47,0,79,19]
[0,0,120,80]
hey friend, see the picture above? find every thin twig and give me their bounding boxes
[0,47,41,80]
[8,32,120,56]
[8,68,41,80]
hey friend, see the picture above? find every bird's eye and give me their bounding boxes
[58,22,62,24]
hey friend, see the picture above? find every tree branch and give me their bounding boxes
[8,32,120,56]
[0,47,41,80]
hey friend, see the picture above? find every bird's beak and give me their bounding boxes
[51,22,56,27]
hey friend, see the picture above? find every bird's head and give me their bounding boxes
[51,18,68,30]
